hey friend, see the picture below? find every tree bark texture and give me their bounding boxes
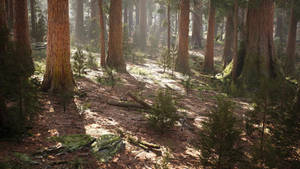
[192,0,203,49]
[175,0,190,74]
[75,0,84,43]
[30,0,37,41]
[139,0,147,49]
[107,0,126,72]
[42,0,74,92]
[223,8,234,68]
[204,0,216,73]
[98,0,106,67]
[14,0,34,77]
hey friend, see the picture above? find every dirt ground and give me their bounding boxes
[0,48,252,169]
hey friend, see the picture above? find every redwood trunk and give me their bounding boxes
[192,0,203,49]
[240,0,276,85]
[75,0,84,43]
[90,0,99,47]
[175,0,190,74]
[107,0,126,72]
[139,0,147,49]
[14,0,34,77]
[223,9,234,68]
[286,4,298,75]
[204,0,216,73]
[128,1,133,36]
[42,0,74,92]
[30,0,37,41]
[98,0,106,67]
[232,0,239,81]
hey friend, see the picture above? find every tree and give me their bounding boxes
[231,0,239,81]
[204,0,216,73]
[285,0,299,75]
[223,8,234,68]
[139,0,147,49]
[42,0,74,92]
[175,0,190,74]
[14,0,34,77]
[75,0,84,43]
[238,0,276,86]
[90,0,99,48]
[107,0,126,72]
[30,0,37,41]
[98,0,106,67]
[192,0,203,49]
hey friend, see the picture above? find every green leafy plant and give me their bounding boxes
[198,97,244,169]
[86,52,98,70]
[72,48,87,77]
[96,68,120,89]
[148,89,179,132]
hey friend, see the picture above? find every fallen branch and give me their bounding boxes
[107,99,145,109]
[128,136,162,155]
[127,92,152,110]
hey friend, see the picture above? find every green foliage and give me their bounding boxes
[96,67,120,88]
[91,134,124,163]
[86,52,98,70]
[199,97,243,169]
[72,48,87,77]
[51,134,94,152]
[148,89,179,132]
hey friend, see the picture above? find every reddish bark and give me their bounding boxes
[107,0,126,72]
[192,0,203,49]
[204,0,216,73]
[175,0,190,74]
[223,9,234,68]
[98,0,106,67]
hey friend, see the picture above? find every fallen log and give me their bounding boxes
[127,92,152,110]
[107,99,145,109]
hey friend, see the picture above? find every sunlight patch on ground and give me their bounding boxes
[85,124,113,137]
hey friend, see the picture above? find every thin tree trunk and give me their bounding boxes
[107,0,126,72]
[128,1,133,36]
[90,0,99,47]
[204,0,216,73]
[98,0,106,67]
[223,9,234,68]
[42,0,74,92]
[75,0,84,43]
[232,0,239,81]
[139,0,147,49]
[30,0,37,41]
[286,2,298,75]
[192,0,203,49]
[175,0,190,74]
[167,0,171,56]
[14,0,34,77]
[148,0,153,27]
[124,2,128,25]
[240,0,276,85]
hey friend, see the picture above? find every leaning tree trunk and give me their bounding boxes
[30,0,37,41]
[285,3,298,75]
[98,0,106,67]
[107,0,126,72]
[14,0,34,77]
[75,0,84,43]
[175,0,190,74]
[204,0,216,73]
[239,0,276,86]
[42,0,74,92]
[192,0,203,49]
[139,0,147,50]
[223,8,234,68]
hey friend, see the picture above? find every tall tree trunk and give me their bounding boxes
[6,0,13,29]
[223,9,234,68]
[275,8,286,43]
[175,0,190,74]
[286,2,298,75]
[107,0,126,72]
[239,0,276,86]
[30,0,37,41]
[232,0,239,81]
[42,0,74,92]
[90,0,99,48]
[128,1,133,36]
[192,0,203,49]
[0,0,8,128]
[135,1,139,26]
[124,2,128,25]
[148,0,153,27]
[98,0,106,67]
[14,0,34,77]
[204,0,216,73]
[167,0,171,56]
[75,0,84,43]
[139,0,147,49]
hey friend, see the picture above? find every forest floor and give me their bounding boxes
[0,46,253,169]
